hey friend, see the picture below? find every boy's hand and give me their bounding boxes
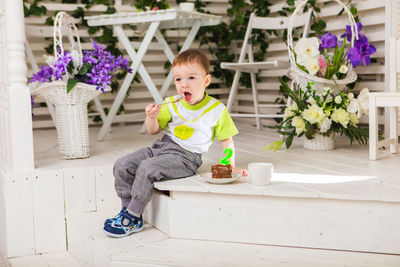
[232,166,248,177]
[145,103,161,119]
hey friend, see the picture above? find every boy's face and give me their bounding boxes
[172,62,211,105]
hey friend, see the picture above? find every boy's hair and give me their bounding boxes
[172,49,210,74]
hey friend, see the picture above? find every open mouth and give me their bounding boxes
[184,92,192,102]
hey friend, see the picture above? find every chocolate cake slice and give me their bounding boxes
[211,164,232,178]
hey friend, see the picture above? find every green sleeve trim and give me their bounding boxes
[157,99,172,130]
[214,108,238,140]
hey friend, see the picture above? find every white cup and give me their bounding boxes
[248,162,273,186]
[179,2,195,12]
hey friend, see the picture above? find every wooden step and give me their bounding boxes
[7,251,80,267]
[143,174,400,254]
[66,211,400,267]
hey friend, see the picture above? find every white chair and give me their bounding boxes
[221,11,311,129]
[369,37,400,160]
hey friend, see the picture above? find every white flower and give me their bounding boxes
[70,49,82,69]
[43,55,56,66]
[335,95,342,104]
[331,108,350,128]
[347,98,359,113]
[294,37,320,64]
[349,113,359,126]
[347,92,354,100]
[302,104,325,124]
[357,88,369,117]
[323,87,331,95]
[308,97,317,105]
[303,57,320,75]
[292,116,306,135]
[319,117,332,133]
[339,65,348,74]
[283,102,298,120]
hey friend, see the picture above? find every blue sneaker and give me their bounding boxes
[103,212,143,238]
[104,207,127,226]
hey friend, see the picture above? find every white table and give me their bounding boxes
[85,9,221,140]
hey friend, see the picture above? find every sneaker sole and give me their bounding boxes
[103,226,144,238]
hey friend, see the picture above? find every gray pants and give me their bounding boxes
[113,135,202,215]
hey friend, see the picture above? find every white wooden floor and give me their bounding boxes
[33,118,400,187]
[26,120,400,266]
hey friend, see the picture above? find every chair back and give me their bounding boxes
[389,37,400,92]
[237,10,312,63]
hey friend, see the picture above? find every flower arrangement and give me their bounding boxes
[30,39,131,93]
[266,79,369,151]
[293,22,376,80]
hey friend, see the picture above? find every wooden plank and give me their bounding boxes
[95,166,120,211]
[64,168,96,214]
[169,191,400,254]
[1,172,35,257]
[32,170,66,253]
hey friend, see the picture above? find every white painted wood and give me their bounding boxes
[95,166,120,211]
[64,168,96,214]
[168,191,400,254]
[0,172,35,257]
[67,215,400,267]
[41,251,81,267]
[369,38,400,160]
[2,0,34,171]
[143,190,171,235]
[32,170,66,253]
[7,254,48,267]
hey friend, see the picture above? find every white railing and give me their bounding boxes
[0,0,34,171]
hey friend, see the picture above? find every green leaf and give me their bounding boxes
[78,63,91,75]
[285,135,294,148]
[264,141,283,152]
[67,78,78,93]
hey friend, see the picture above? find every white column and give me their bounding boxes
[5,0,34,171]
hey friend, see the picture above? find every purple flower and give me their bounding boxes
[31,65,54,83]
[341,22,365,42]
[30,39,131,93]
[348,38,376,67]
[319,33,337,50]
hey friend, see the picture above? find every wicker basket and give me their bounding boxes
[31,12,110,159]
[303,133,335,151]
[287,0,358,94]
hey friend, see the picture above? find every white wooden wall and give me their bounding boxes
[26,0,389,128]
[0,0,34,171]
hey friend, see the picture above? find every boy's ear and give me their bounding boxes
[204,73,211,87]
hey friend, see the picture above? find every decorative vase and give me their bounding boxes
[31,80,109,159]
[303,133,335,151]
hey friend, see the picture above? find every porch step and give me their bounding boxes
[144,174,400,254]
[7,251,80,267]
[66,211,400,267]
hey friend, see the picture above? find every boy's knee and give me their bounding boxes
[135,160,157,183]
[113,157,129,179]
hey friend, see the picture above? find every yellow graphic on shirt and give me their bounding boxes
[174,125,194,140]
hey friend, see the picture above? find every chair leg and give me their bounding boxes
[389,107,399,154]
[250,72,260,130]
[226,70,241,113]
[369,96,378,160]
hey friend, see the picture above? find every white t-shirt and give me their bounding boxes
[157,94,238,153]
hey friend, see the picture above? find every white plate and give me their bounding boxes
[200,172,241,184]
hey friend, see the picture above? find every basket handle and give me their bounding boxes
[287,0,358,65]
[53,12,83,72]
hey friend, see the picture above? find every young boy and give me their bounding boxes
[103,49,248,237]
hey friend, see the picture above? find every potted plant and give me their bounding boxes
[266,80,369,151]
[30,12,131,159]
